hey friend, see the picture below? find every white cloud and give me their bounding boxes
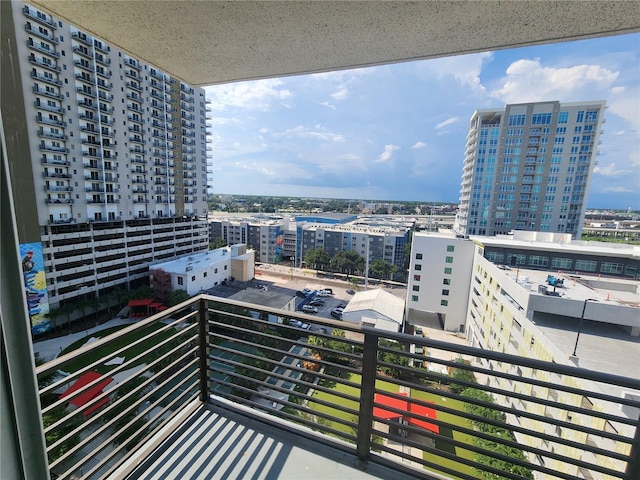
[205,78,292,111]
[320,101,336,110]
[282,125,345,142]
[209,116,241,125]
[593,162,629,177]
[435,117,458,129]
[375,144,400,163]
[418,52,492,91]
[490,58,619,103]
[339,153,361,161]
[611,86,625,94]
[411,141,427,149]
[603,186,633,193]
[330,86,348,100]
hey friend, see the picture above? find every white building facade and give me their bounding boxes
[6,2,211,332]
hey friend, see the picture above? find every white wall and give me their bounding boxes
[406,233,475,331]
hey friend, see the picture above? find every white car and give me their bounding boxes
[301,305,318,314]
[317,289,332,297]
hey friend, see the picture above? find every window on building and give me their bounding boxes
[411,295,419,302]
[575,259,597,272]
[203,272,207,277]
[444,267,452,274]
[442,289,450,296]
[446,245,455,252]
[191,276,196,281]
[415,253,423,260]
[224,265,227,270]
[177,277,183,285]
[440,300,449,307]
[443,278,451,285]
[551,257,572,269]
[445,256,453,263]
[527,256,549,267]
[415,264,422,271]
[600,262,623,275]
[412,285,420,292]
[413,274,421,281]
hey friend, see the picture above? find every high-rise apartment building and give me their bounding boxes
[4,2,211,334]
[454,101,606,238]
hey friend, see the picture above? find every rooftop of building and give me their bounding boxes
[151,248,232,274]
[532,311,640,380]
[229,289,295,310]
[472,230,640,259]
[343,289,405,324]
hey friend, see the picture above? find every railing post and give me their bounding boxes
[198,296,209,403]
[356,331,378,461]
[626,416,640,480]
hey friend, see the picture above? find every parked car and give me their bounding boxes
[301,305,318,314]
[302,288,312,294]
[346,289,355,295]
[323,288,334,294]
[290,319,311,329]
[309,299,325,306]
[296,290,309,298]
[318,289,333,296]
[330,310,343,319]
[336,304,346,309]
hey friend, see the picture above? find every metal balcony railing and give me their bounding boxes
[36,295,640,480]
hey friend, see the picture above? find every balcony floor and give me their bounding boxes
[123,402,420,480]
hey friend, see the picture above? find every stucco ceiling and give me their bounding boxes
[32,1,640,86]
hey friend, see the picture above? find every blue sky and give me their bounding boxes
[205,33,640,210]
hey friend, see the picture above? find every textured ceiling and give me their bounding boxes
[32,1,640,86]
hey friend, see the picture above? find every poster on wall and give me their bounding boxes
[19,242,51,335]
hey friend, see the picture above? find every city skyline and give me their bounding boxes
[205,32,640,210]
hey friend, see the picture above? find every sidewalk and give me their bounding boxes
[33,317,137,362]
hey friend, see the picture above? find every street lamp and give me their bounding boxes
[571,298,597,357]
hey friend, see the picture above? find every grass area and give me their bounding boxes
[308,372,399,435]
[411,389,477,480]
[308,374,478,480]
[58,323,177,375]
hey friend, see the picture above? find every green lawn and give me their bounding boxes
[411,389,477,480]
[58,323,178,375]
[308,373,477,480]
[308,373,399,435]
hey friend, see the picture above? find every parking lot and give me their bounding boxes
[205,265,406,333]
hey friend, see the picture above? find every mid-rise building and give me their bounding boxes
[407,230,639,479]
[5,2,211,334]
[454,101,606,239]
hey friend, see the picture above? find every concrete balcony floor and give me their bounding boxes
[123,403,419,480]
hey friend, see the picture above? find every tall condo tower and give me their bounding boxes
[2,1,212,334]
[453,100,605,238]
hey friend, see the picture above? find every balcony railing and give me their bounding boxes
[36,295,640,480]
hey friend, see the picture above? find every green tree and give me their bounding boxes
[130,285,153,300]
[449,358,477,394]
[377,339,412,380]
[168,289,190,306]
[209,238,228,250]
[330,250,365,277]
[43,406,82,463]
[304,247,331,271]
[369,258,397,280]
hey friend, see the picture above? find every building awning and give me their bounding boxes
[59,372,113,413]
[128,298,154,307]
[373,392,439,434]
[148,302,163,308]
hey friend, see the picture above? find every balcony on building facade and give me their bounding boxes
[30,71,62,86]
[39,143,69,153]
[26,38,60,58]
[36,295,640,480]
[45,198,73,204]
[25,23,58,43]
[28,55,61,72]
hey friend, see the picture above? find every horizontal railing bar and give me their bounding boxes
[370,389,633,463]
[39,317,196,400]
[49,348,198,469]
[37,308,197,378]
[74,377,200,480]
[372,375,635,445]
[42,328,197,428]
[47,344,197,454]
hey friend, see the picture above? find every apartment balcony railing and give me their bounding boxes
[36,295,640,480]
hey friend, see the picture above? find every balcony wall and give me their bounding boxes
[36,295,640,480]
